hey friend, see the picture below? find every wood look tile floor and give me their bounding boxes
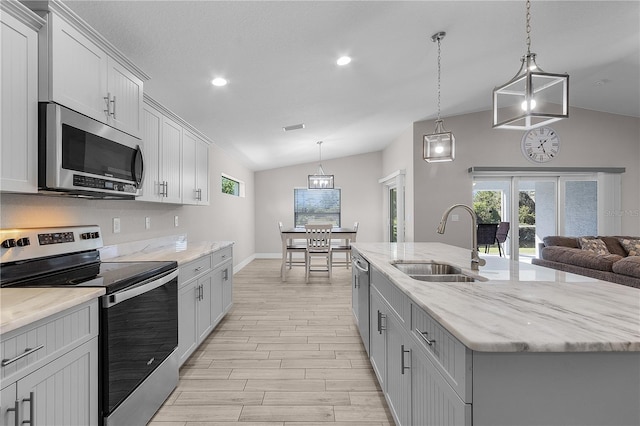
[148,259,394,426]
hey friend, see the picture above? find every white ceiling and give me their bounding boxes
[61,0,640,171]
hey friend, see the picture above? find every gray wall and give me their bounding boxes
[254,151,383,255]
[412,107,640,249]
[0,143,256,268]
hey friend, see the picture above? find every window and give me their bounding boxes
[294,188,341,227]
[221,174,244,197]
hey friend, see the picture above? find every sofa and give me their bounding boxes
[531,236,640,289]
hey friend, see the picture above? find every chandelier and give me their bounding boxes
[492,0,569,130]
[424,31,455,163]
[308,141,334,189]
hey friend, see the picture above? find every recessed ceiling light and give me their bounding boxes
[211,77,228,87]
[336,56,351,66]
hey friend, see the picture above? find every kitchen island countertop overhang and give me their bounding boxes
[352,242,640,353]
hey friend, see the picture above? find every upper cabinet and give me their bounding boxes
[0,1,44,193]
[34,0,148,138]
[140,95,211,205]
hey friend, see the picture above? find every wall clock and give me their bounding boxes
[521,126,560,163]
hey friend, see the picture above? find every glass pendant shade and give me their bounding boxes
[424,119,455,162]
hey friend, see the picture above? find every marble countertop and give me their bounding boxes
[0,287,105,335]
[100,237,234,264]
[353,242,640,353]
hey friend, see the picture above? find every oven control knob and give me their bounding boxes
[16,237,30,247]
[1,239,17,248]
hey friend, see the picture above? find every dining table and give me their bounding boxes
[280,227,358,281]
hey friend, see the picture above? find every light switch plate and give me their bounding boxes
[145,217,151,229]
[451,214,459,222]
[174,215,179,227]
[113,217,121,233]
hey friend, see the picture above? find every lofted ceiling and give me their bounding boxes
[60,0,639,171]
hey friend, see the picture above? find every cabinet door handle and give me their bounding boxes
[1,345,45,367]
[23,391,34,425]
[104,92,111,116]
[111,95,116,119]
[377,310,386,334]
[415,328,435,346]
[6,399,19,426]
[354,275,359,289]
[223,268,229,281]
[401,344,410,375]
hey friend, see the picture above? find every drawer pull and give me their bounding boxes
[195,266,203,272]
[415,328,435,346]
[1,345,45,367]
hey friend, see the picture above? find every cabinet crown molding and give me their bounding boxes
[1,0,46,30]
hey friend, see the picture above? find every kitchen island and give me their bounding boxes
[352,242,640,426]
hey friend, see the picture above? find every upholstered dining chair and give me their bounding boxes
[278,221,306,270]
[304,224,333,282]
[331,221,359,268]
[477,223,499,254]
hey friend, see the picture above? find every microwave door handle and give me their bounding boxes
[133,145,144,188]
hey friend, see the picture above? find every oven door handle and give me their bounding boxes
[103,269,178,308]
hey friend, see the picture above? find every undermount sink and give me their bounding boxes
[392,262,475,283]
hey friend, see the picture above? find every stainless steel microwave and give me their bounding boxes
[38,103,144,199]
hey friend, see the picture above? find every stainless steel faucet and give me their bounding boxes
[437,204,486,270]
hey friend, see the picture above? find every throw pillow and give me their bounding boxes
[578,237,610,255]
[618,238,640,256]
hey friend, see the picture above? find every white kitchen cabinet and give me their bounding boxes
[0,1,43,194]
[182,129,210,205]
[177,246,233,366]
[139,99,182,204]
[35,2,147,138]
[0,299,99,426]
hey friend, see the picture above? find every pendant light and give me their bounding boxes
[424,31,455,163]
[492,0,569,130]
[308,141,334,189]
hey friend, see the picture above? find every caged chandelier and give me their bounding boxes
[308,141,334,189]
[424,31,455,163]
[492,0,569,130]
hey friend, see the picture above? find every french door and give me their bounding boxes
[473,173,611,261]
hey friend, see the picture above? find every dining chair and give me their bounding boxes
[278,221,306,270]
[477,223,499,254]
[304,224,333,282]
[495,221,510,257]
[331,221,359,268]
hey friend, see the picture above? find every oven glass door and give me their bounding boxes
[101,276,178,414]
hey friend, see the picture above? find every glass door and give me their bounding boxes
[515,179,557,262]
[389,187,398,242]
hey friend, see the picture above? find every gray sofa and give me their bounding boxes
[531,236,640,289]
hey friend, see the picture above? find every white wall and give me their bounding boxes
[0,141,256,267]
[254,151,383,255]
[412,107,640,249]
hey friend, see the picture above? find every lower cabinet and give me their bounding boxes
[368,266,471,426]
[177,246,233,366]
[0,299,99,426]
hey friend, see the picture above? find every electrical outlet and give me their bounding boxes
[451,214,459,222]
[174,215,179,227]
[145,217,151,230]
[113,217,121,233]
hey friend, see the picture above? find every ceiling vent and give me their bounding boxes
[283,123,305,132]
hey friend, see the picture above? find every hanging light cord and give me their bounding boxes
[436,35,442,122]
[525,0,532,55]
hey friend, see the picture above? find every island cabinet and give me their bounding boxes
[369,267,470,426]
[177,246,233,366]
[34,2,147,138]
[0,299,99,426]
[0,1,44,194]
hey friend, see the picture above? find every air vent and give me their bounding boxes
[283,123,305,132]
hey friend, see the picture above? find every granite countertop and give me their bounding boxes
[0,287,105,335]
[353,242,640,353]
[100,238,234,264]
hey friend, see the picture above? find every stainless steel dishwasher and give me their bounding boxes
[351,250,370,355]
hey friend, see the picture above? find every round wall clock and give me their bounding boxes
[521,126,560,163]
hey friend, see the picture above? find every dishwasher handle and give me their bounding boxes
[352,258,369,273]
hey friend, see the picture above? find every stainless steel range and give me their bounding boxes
[0,225,179,426]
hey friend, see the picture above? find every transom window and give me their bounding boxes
[294,188,341,227]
